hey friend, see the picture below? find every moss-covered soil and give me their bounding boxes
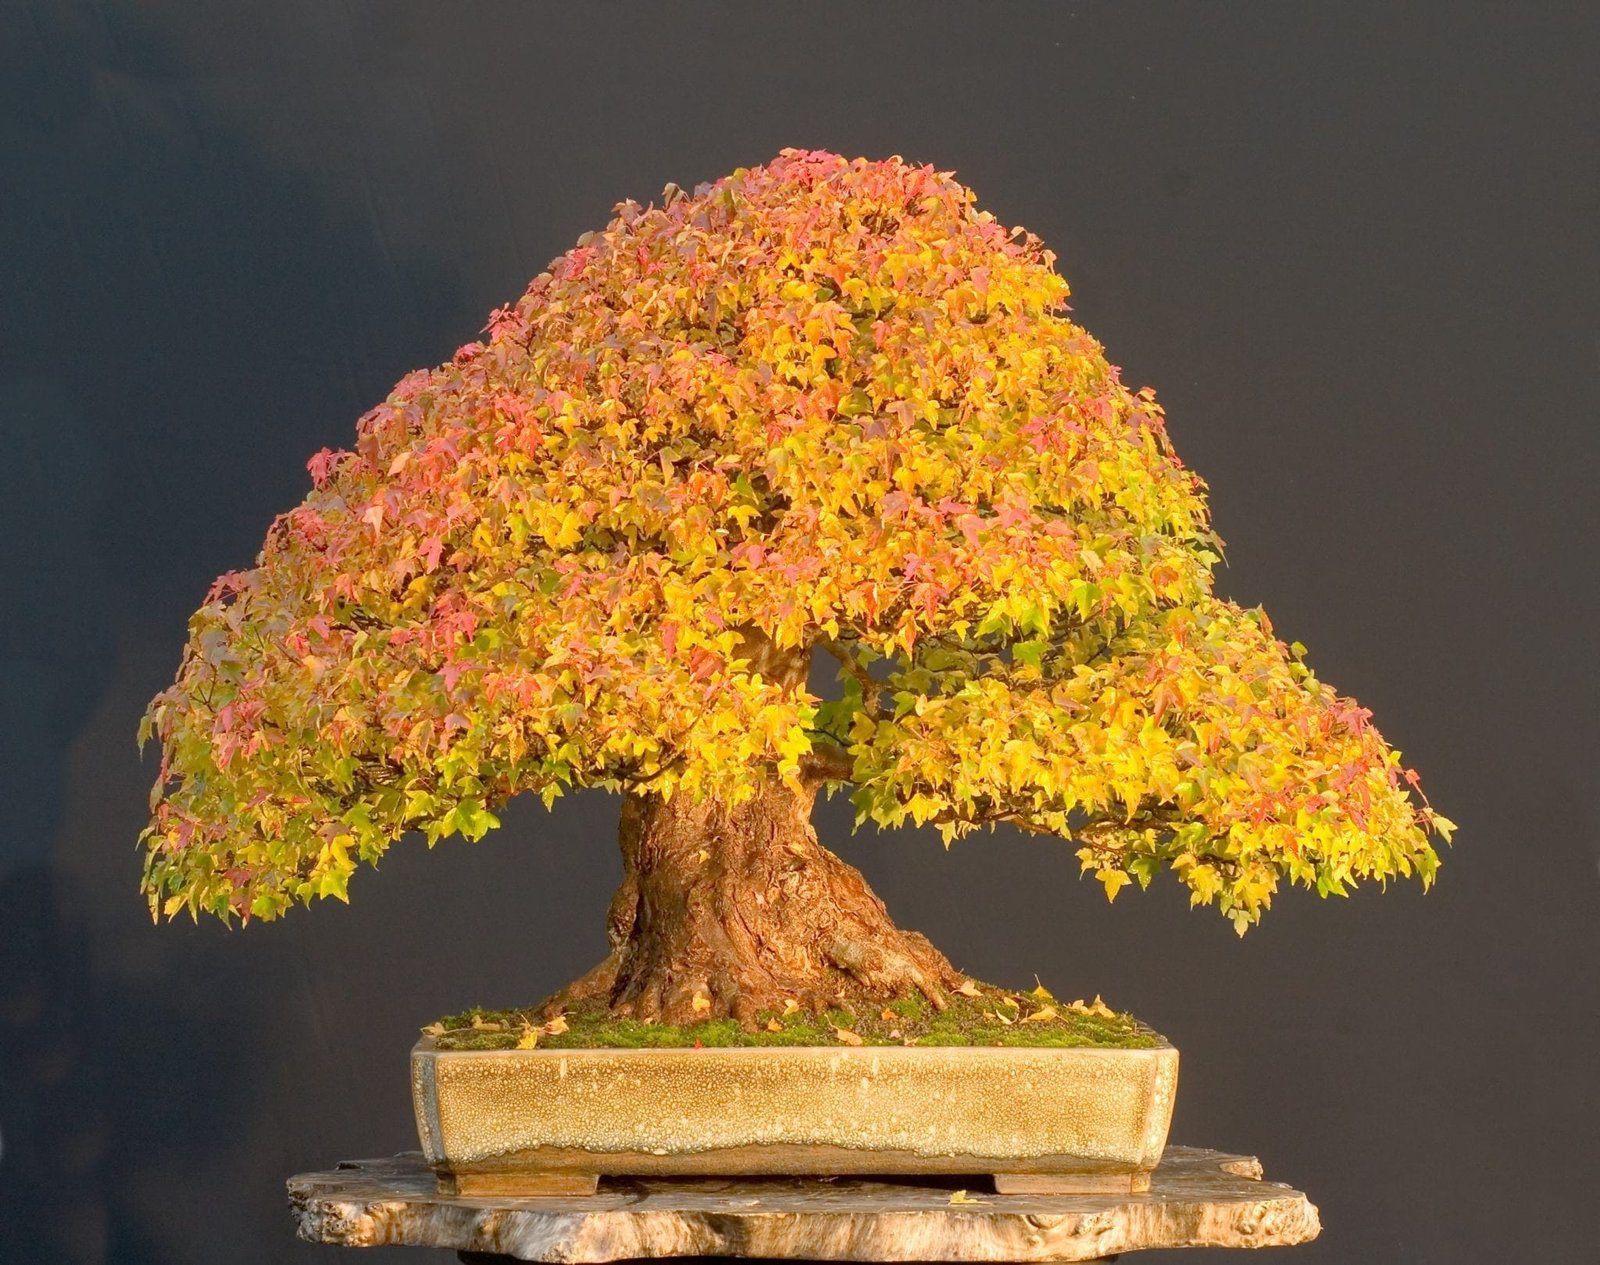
[425,981,1160,1051]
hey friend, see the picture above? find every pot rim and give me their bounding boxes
[413,1034,1175,1057]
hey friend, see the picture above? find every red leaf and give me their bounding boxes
[306,448,338,488]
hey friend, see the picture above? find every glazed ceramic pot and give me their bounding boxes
[412,1038,1178,1196]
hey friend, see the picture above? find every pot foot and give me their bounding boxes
[442,1171,599,1197]
[993,1170,1148,1195]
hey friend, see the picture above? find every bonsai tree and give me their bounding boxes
[140,150,1451,1026]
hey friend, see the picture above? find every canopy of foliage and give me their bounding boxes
[141,149,1451,932]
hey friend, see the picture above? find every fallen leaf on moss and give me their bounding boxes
[1022,1005,1058,1024]
[832,1025,864,1046]
[880,1006,898,1022]
[949,1189,982,1205]
[781,997,801,1016]
[765,1018,783,1033]
[542,1014,569,1036]
[515,1028,539,1050]
[421,1023,445,1038]
[691,990,712,1015]
[955,979,981,997]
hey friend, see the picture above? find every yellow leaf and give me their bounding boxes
[765,1018,783,1033]
[691,990,712,1016]
[515,1027,539,1050]
[1097,868,1132,902]
[880,1007,898,1022]
[420,1023,445,1038]
[949,1189,982,1205]
[955,979,981,997]
[1022,1005,1058,1024]
[781,998,801,1016]
[832,1024,864,1046]
[542,1014,570,1036]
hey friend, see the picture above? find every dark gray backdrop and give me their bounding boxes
[3,2,1596,1261]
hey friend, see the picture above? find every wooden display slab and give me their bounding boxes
[288,1145,1320,1261]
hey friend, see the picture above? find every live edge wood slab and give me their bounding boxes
[288,1146,1320,1261]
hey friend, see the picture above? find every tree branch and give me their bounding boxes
[926,801,1059,838]
[818,637,886,718]
[800,743,856,786]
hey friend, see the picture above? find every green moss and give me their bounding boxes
[425,982,1161,1051]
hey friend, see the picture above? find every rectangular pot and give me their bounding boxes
[412,1038,1178,1196]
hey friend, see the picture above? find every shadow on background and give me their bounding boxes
[0,866,236,1261]
[2,2,481,1260]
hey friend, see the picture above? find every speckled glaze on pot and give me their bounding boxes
[411,1038,1178,1183]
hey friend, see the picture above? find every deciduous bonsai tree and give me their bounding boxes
[141,150,1451,1026]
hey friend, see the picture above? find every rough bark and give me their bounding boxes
[542,775,962,1027]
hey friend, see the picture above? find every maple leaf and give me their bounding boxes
[305,448,339,487]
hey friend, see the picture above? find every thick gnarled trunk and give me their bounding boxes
[545,777,961,1027]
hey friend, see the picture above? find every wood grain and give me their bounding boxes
[288,1145,1320,1261]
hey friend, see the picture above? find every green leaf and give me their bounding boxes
[1013,639,1048,671]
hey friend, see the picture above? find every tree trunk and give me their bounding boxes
[543,776,963,1027]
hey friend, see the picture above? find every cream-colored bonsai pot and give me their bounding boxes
[412,1006,1178,1197]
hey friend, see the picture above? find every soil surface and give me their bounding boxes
[426,981,1161,1051]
